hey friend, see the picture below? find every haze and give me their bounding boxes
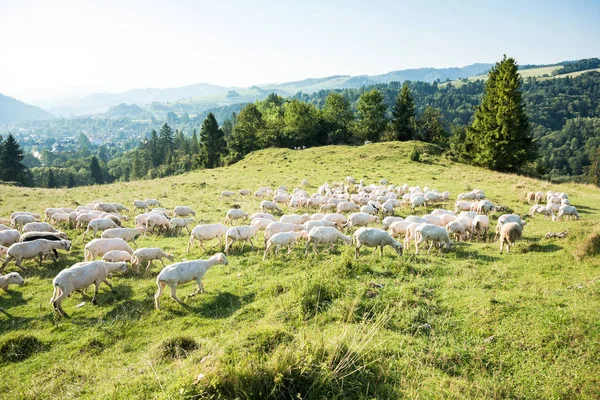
[1,0,599,103]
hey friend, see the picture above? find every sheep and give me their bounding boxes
[529,205,554,218]
[553,205,580,221]
[19,231,68,260]
[263,231,308,260]
[410,195,427,211]
[310,213,325,221]
[454,201,474,213]
[336,201,359,213]
[76,213,101,228]
[169,217,195,235]
[20,222,58,234]
[220,190,235,198]
[534,191,544,204]
[11,214,38,229]
[146,199,162,208]
[301,179,309,186]
[146,213,171,233]
[10,211,40,220]
[224,209,248,225]
[323,213,348,228]
[303,219,337,232]
[0,229,21,247]
[50,213,71,228]
[423,215,444,226]
[472,215,490,240]
[225,224,260,254]
[361,204,379,215]
[93,203,118,214]
[304,227,351,255]
[50,260,127,316]
[84,238,134,261]
[527,192,536,203]
[133,200,149,211]
[259,200,282,215]
[0,272,24,291]
[0,224,10,231]
[174,206,196,217]
[476,200,494,215]
[102,250,133,263]
[0,239,72,272]
[112,203,130,212]
[264,222,306,243]
[273,194,291,204]
[499,222,523,254]
[250,212,276,221]
[405,216,428,224]
[0,245,7,259]
[445,221,467,242]
[382,216,404,230]
[280,214,309,225]
[187,223,228,252]
[250,218,274,231]
[154,253,228,309]
[344,213,379,230]
[101,227,145,247]
[494,214,525,240]
[131,248,175,273]
[82,218,119,240]
[354,227,403,258]
[388,220,411,238]
[414,224,452,255]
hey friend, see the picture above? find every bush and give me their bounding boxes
[0,335,45,363]
[300,283,339,318]
[159,336,199,360]
[410,147,421,162]
[574,232,600,261]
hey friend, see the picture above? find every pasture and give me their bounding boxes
[1,141,599,399]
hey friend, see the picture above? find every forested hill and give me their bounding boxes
[0,93,54,124]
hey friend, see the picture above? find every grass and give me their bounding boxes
[1,141,600,398]
[441,65,565,87]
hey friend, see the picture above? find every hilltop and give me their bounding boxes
[1,142,599,398]
[0,93,54,124]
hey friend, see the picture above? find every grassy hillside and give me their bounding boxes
[442,65,565,88]
[1,142,599,399]
[0,93,54,124]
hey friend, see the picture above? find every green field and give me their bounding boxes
[1,142,599,399]
[441,65,565,88]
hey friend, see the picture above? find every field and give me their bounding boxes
[441,65,564,88]
[1,142,599,399]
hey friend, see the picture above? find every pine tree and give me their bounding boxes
[159,123,175,158]
[47,168,56,188]
[586,147,600,187]
[391,82,416,141]
[199,113,227,168]
[466,55,536,171]
[0,133,28,184]
[90,156,104,184]
[190,129,199,155]
[147,130,162,167]
[355,90,387,142]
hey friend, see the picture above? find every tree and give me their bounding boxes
[199,113,227,168]
[221,118,233,138]
[0,134,28,184]
[466,55,536,171]
[586,147,600,187]
[391,82,416,141]
[47,168,56,188]
[283,100,319,147]
[355,90,387,142]
[228,104,265,160]
[147,130,162,167]
[67,172,75,188]
[90,156,104,184]
[159,123,175,158]
[418,106,449,144]
[321,92,354,144]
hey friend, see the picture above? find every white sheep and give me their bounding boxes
[0,229,21,247]
[303,219,337,232]
[250,218,273,231]
[260,201,283,214]
[476,200,494,215]
[11,214,38,229]
[263,231,308,260]
[131,248,175,273]
[494,214,525,240]
[146,199,162,208]
[280,214,309,225]
[336,201,359,213]
[553,205,580,221]
[155,253,228,309]
[305,227,351,255]
[0,272,24,290]
[220,190,235,198]
[101,227,145,247]
[50,213,71,228]
[472,215,490,240]
[415,224,452,255]
[102,250,133,263]
[187,223,227,252]
[0,239,72,272]
[410,195,427,211]
[344,213,379,230]
[174,206,196,217]
[50,260,127,316]
[250,212,276,221]
[0,224,10,231]
[264,222,306,243]
[454,201,474,213]
[146,213,171,233]
[388,220,411,238]
[83,218,119,240]
[169,217,195,235]
[224,209,248,224]
[133,200,149,211]
[354,227,403,258]
[445,221,467,242]
[224,225,260,254]
[84,238,134,261]
[499,222,523,254]
[323,213,347,228]
[239,189,252,196]
[94,203,118,213]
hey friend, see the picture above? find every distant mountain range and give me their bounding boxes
[36,63,495,116]
[0,93,54,125]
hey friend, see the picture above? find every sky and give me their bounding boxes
[1,0,599,103]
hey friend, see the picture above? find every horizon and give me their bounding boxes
[1,0,599,103]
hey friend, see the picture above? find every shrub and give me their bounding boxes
[410,147,421,162]
[159,336,199,360]
[574,232,600,261]
[0,335,45,363]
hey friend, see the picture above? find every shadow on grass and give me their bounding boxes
[167,291,256,319]
[520,243,563,253]
[451,247,502,262]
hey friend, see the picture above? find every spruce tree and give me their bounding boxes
[355,90,387,143]
[0,134,27,184]
[199,113,227,168]
[148,130,162,167]
[391,82,416,141]
[159,123,175,156]
[90,156,104,184]
[467,55,536,171]
[47,168,56,188]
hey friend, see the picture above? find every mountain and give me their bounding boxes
[0,93,54,125]
[40,63,494,116]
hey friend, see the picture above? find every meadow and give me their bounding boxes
[1,141,599,399]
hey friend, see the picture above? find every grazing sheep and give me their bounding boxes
[494,214,525,240]
[303,219,337,232]
[534,191,544,204]
[102,250,133,263]
[225,225,260,254]
[472,215,490,240]
[11,214,38,229]
[0,224,10,232]
[224,209,248,225]
[280,214,310,225]
[388,220,412,238]
[94,203,118,214]
[21,222,58,234]
[133,200,149,211]
[169,217,195,235]
[382,216,404,230]
[0,229,22,247]
[336,201,359,213]
[238,189,252,196]
[499,222,523,254]
[250,212,276,221]
[553,205,580,221]
[454,201,474,213]
[445,221,467,242]
[50,261,127,316]
[83,218,119,240]
[132,248,175,273]
[1,239,72,272]
[84,238,134,261]
[423,215,444,227]
[410,195,427,211]
[414,224,452,255]
[354,227,403,258]
[263,231,308,260]
[220,190,235,198]
[344,213,379,230]
[305,227,351,255]
[260,201,283,215]
[187,224,228,252]
[323,213,347,228]
[50,213,71,228]
[101,227,145,247]
[476,200,494,215]
[146,213,171,233]
[154,253,228,309]
[527,192,536,203]
[173,206,196,217]
[19,231,68,260]
[146,199,162,208]
[250,218,274,231]
[0,272,24,290]
[264,222,306,243]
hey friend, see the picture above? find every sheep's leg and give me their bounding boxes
[146,261,153,272]
[188,279,204,297]
[427,241,434,254]
[91,281,101,305]
[287,244,293,255]
[305,241,311,256]
[380,245,384,257]
[102,279,114,292]
[248,238,254,251]
[354,244,361,259]
[132,239,138,248]
[187,238,194,253]
[159,258,166,268]
[169,284,184,305]
[199,240,206,251]
[53,291,69,317]
[263,243,271,261]
[155,281,165,309]
[240,240,246,252]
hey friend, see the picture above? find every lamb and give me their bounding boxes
[50,260,127,316]
[263,231,308,260]
[387,220,412,238]
[169,217,195,235]
[146,199,162,208]
[0,239,72,272]
[224,224,260,254]
[102,250,133,263]
[343,213,379,230]
[50,213,71,228]
[354,227,403,258]
[382,216,404,230]
[445,221,467,242]
[410,195,427,211]
[11,214,38,229]
[454,201,474,213]
[133,200,149,211]
[499,222,523,254]
[174,206,196,217]
[154,253,228,309]
[280,214,309,225]
[305,227,352,255]
[250,218,274,231]
[224,209,248,224]
[0,272,24,290]
[553,205,580,221]
[220,190,235,198]
[323,213,347,227]
[336,201,359,213]
[84,238,134,261]
[260,201,283,214]
[82,218,119,240]
[146,213,171,233]
[414,224,453,255]
[131,248,175,272]
[472,215,490,240]
[476,200,494,215]
[264,222,306,243]
[101,227,146,247]
[187,223,228,252]
[0,229,22,247]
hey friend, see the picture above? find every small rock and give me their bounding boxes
[75,302,86,308]
[483,335,495,344]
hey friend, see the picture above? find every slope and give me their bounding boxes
[0,93,54,125]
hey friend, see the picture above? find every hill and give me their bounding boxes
[0,93,54,124]
[1,142,599,398]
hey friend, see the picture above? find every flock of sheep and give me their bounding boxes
[0,177,579,316]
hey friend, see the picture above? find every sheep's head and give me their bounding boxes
[392,241,403,256]
[214,253,228,265]
[0,246,8,256]
[166,253,175,261]
[7,272,25,286]
[61,240,72,251]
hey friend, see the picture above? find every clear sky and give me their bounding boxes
[1,0,599,103]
